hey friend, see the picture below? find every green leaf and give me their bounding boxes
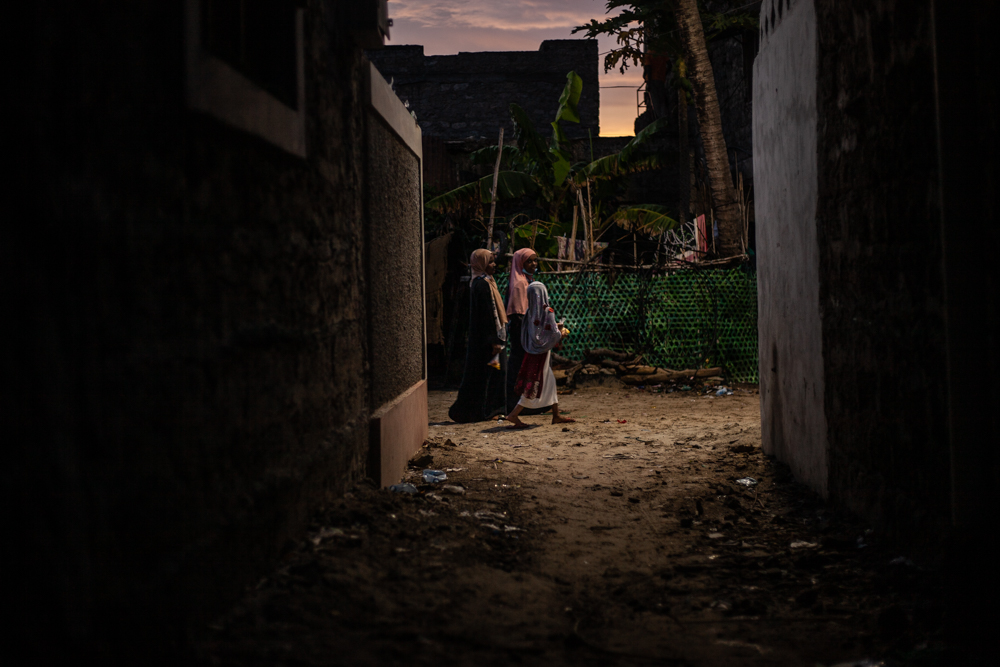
[426,171,538,211]
[619,116,671,163]
[469,144,521,168]
[510,103,552,177]
[553,71,583,125]
[608,205,679,235]
[552,156,573,188]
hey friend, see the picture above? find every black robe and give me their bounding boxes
[448,277,507,422]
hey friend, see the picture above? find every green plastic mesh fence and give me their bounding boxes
[497,266,759,383]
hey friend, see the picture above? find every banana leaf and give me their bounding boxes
[510,103,551,173]
[469,144,521,167]
[608,204,679,235]
[425,171,539,212]
[578,152,668,182]
[553,71,583,124]
[618,116,672,164]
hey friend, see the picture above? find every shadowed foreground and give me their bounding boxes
[198,383,944,666]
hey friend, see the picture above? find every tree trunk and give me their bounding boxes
[675,0,742,257]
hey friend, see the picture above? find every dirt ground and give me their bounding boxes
[197,380,945,666]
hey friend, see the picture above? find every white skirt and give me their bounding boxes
[517,351,557,409]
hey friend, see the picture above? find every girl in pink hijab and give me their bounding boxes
[504,248,542,414]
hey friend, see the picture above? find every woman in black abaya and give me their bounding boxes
[448,249,508,423]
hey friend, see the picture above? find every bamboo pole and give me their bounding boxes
[486,127,504,249]
[585,182,594,259]
[575,188,588,261]
[569,205,578,262]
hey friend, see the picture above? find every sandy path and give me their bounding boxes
[198,382,941,666]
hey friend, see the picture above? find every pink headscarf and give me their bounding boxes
[506,248,537,316]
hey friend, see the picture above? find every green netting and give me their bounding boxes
[497,266,759,383]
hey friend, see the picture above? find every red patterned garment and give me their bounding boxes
[514,352,548,400]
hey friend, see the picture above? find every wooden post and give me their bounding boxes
[570,205,578,262]
[576,188,588,262]
[486,128,504,249]
[585,181,594,260]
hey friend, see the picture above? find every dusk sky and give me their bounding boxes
[385,0,644,136]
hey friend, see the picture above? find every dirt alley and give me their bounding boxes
[198,381,944,666]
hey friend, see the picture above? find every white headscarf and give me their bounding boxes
[521,282,562,354]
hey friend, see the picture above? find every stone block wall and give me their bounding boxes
[5,0,423,659]
[368,40,600,142]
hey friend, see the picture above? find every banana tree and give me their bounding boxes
[427,72,678,259]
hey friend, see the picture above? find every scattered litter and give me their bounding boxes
[481,523,502,532]
[443,467,464,472]
[736,477,758,487]
[388,483,418,494]
[708,532,725,539]
[458,511,471,517]
[422,469,448,484]
[309,527,345,545]
[441,484,466,495]
[790,541,818,549]
[716,386,733,396]
[617,419,627,424]
[474,510,507,520]
[418,509,437,517]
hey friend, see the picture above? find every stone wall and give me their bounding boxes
[368,40,600,142]
[6,0,422,660]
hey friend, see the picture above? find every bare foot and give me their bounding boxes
[552,416,575,424]
[507,415,528,428]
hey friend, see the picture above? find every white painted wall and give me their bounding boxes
[753,0,828,496]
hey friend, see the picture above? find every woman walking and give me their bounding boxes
[506,281,575,428]
[504,248,545,415]
[448,249,508,423]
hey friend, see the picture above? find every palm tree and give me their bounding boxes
[575,0,756,258]
[674,0,741,256]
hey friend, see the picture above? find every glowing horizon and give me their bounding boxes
[385,0,643,137]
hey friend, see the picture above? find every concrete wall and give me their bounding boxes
[754,0,970,550]
[5,0,424,659]
[753,0,828,495]
[813,0,950,543]
[367,40,600,142]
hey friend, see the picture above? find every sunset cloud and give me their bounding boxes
[389,0,610,32]
[386,0,643,135]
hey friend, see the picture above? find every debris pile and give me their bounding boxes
[552,348,727,390]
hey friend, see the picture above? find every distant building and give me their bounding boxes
[368,40,599,190]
